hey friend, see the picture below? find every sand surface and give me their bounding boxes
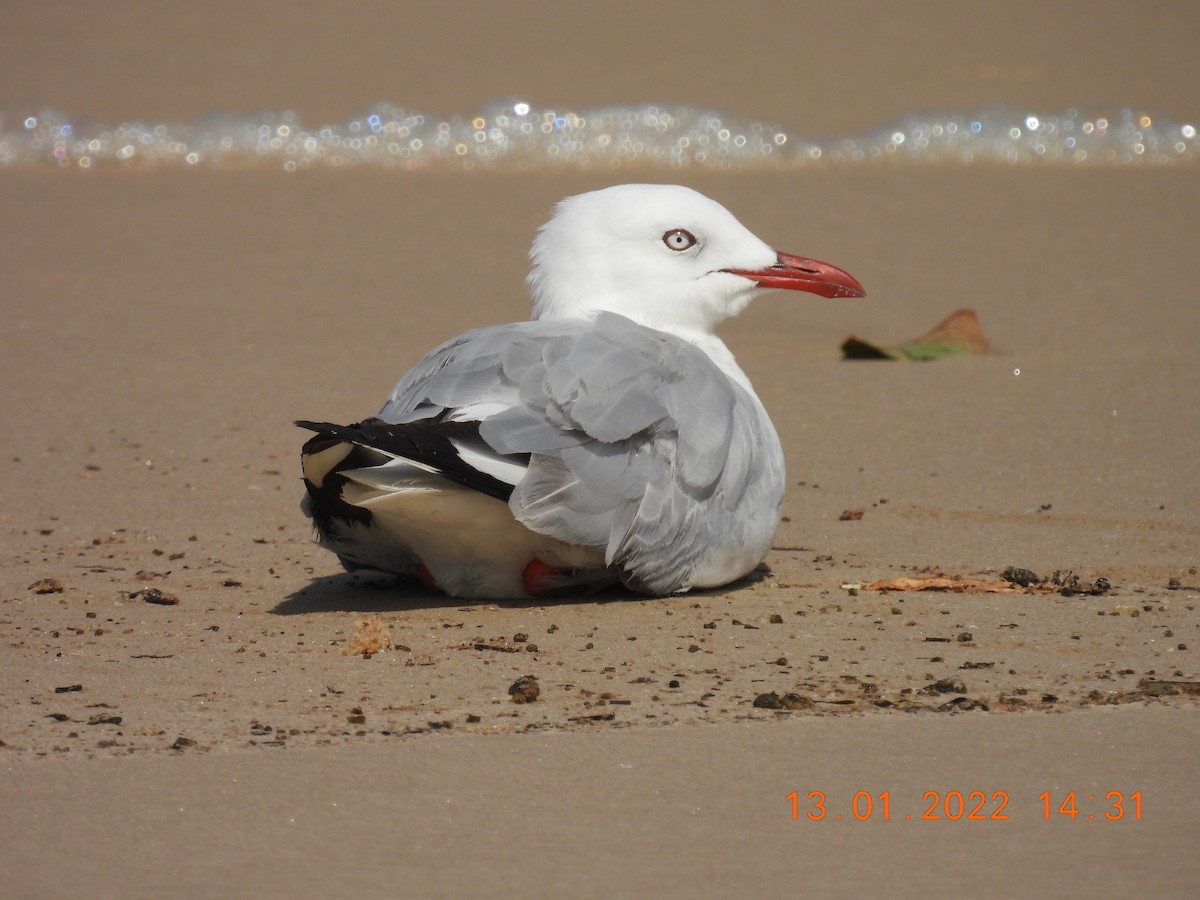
[2,3,1198,897]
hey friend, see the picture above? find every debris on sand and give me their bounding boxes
[344,617,392,657]
[850,567,1114,596]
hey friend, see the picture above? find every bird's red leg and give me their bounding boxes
[416,563,439,591]
[522,559,558,598]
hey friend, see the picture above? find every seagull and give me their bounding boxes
[298,184,864,599]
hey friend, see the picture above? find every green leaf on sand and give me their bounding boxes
[841,309,990,361]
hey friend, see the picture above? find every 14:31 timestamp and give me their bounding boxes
[1039,791,1142,821]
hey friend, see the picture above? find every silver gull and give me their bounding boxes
[297,184,865,599]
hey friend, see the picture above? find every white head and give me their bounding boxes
[527,184,864,336]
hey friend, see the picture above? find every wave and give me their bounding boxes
[2,99,1194,171]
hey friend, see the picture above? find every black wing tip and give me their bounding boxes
[296,420,378,450]
[296,419,336,432]
[297,417,519,503]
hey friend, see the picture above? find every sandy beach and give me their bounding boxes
[2,3,1198,897]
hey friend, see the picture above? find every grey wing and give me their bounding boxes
[432,313,783,594]
[377,322,559,424]
[373,314,781,593]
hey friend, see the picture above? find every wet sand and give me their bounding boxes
[2,3,1198,897]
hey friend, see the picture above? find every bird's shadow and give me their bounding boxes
[271,565,773,615]
[274,570,637,615]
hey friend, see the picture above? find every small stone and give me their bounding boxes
[920,679,967,695]
[130,587,180,605]
[29,578,64,594]
[509,675,540,704]
[768,614,784,624]
[1001,567,1040,587]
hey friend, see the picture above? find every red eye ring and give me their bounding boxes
[663,228,697,251]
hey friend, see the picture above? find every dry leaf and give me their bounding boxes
[842,309,990,360]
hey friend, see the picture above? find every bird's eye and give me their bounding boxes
[662,229,697,252]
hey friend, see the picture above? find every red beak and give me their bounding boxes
[722,251,866,299]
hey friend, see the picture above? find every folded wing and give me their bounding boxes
[365,312,783,593]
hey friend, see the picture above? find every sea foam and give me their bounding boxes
[1,99,1194,171]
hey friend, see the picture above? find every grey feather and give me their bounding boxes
[376,311,784,593]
